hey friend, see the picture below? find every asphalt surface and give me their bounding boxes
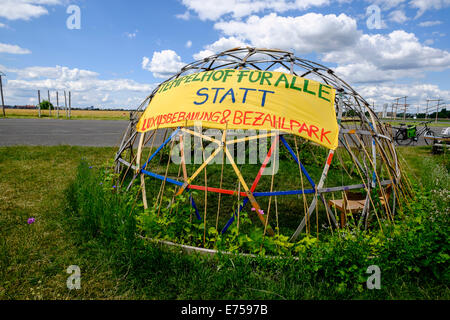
[0,118,130,147]
[0,118,447,147]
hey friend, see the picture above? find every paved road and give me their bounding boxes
[0,118,446,147]
[0,118,130,147]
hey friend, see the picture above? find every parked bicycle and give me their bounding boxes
[393,120,435,146]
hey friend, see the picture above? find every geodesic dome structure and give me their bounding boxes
[114,47,410,243]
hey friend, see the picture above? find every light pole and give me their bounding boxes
[393,96,407,121]
[426,99,442,123]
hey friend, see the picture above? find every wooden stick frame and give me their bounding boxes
[114,47,410,246]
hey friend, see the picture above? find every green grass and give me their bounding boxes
[0,146,120,299]
[0,145,448,299]
[3,109,132,121]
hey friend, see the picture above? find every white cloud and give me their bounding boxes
[180,0,331,21]
[9,65,99,80]
[1,64,155,108]
[356,82,450,107]
[273,66,290,73]
[194,9,450,86]
[193,36,249,60]
[324,30,450,83]
[0,0,61,21]
[432,31,446,37]
[418,20,443,27]
[388,10,409,24]
[185,40,192,48]
[367,0,407,10]
[0,42,31,54]
[410,0,450,18]
[176,11,191,20]
[214,13,360,54]
[0,22,7,28]
[125,31,138,39]
[142,50,185,79]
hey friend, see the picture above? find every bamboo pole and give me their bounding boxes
[226,131,279,145]
[139,126,160,205]
[158,128,169,164]
[224,145,275,236]
[353,133,393,221]
[202,137,208,246]
[275,196,279,235]
[136,132,148,209]
[342,134,383,232]
[262,134,278,247]
[294,136,310,235]
[156,138,175,217]
[237,181,241,234]
[216,124,227,231]
[175,142,222,196]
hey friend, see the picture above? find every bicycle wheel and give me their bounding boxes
[424,129,435,145]
[394,130,412,146]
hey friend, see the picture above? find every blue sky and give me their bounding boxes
[0,0,449,112]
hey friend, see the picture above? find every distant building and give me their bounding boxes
[13,105,36,109]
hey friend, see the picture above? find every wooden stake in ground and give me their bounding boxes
[64,91,68,118]
[48,90,51,117]
[56,91,59,119]
[136,132,148,209]
[68,91,71,119]
[202,138,208,247]
[38,90,41,118]
[0,73,5,118]
[216,124,228,231]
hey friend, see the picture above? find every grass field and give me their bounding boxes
[4,109,449,126]
[0,145,448,300]
[3,108,137,120]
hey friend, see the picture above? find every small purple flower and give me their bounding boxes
[258,209,264,215]
[27,217,35,224]
[112,185,116,189]
[89,166,92,169]
[100,182,103,185]
[251,207,256,211]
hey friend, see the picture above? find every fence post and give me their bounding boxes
[38,90,41,118]
[69,91,71,119]
[48,90,51,117]
[0,74,5,118]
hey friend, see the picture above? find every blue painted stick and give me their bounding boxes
[141,169,183,186]
[279,135,316,188]
[221,198,249,234]
[189,192,202,220]
[141,127,180,170]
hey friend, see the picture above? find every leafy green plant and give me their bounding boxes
[63,152,449,299]
[38,100,53,110]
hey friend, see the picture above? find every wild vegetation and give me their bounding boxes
[0,145,448,299]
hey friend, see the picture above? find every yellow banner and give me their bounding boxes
[137,69,339,149]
